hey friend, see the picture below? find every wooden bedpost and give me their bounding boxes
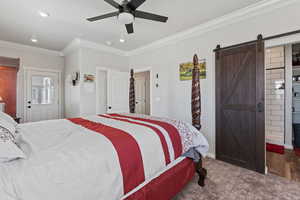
[192,54,207,187]
[129,69,135,113]
[192,54,201,130]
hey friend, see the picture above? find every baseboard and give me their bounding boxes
[284,144,294,150]
[207,153,216,159]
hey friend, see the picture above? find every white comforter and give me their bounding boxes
[0,114,209,200]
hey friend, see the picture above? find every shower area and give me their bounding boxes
[265,46,285,149]
[265,43,300,181]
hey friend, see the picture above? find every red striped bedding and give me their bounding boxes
[0,113,209,200]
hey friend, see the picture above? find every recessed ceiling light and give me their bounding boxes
[38,11,50,18]
[120,38,125,43]
[31,37,38,43]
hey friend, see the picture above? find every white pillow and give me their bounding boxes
[0,119,25,162]
[0,111,17,127]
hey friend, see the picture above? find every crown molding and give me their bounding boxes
[63,38,127,57]
[126,0,298,56]
[0,40,62,57]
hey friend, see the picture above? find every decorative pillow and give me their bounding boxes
[0,119,25,162]
[0,111,17,127]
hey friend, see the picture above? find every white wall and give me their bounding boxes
[80,47,129,116]
[64,49,81,118]
[64,46,129,117]
[128,2,300,156]
[0,43,64,121]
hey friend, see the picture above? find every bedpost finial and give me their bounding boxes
[257,34,263,40]
[193,54,199,67]
[130,69,134,77]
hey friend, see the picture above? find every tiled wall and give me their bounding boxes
[265,46,285,145]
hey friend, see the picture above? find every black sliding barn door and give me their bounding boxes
[216,40,265,173]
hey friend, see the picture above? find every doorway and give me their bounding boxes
[96,68,129,114]
[134,71,151,115]
[0,66,18,117]
[215,31,300,178]
[25,69,61,122]
[265,43,300,182]
[96,69,107,114]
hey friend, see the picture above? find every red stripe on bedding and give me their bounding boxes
[108,114,183,159]
[68,118,145,194]
[99,114,171,165]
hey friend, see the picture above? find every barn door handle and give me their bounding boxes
[257,102,264,112]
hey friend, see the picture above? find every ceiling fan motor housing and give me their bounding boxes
[118,0,135,25]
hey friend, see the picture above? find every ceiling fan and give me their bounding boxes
[87,0,168,34]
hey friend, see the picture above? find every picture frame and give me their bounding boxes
[180,59,206,81]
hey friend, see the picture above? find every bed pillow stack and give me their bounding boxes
[0,111,26,163]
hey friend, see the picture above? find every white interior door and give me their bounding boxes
[26,70,60,122]
[135,77,146,114]
[107,70,129,113]
[96,69,108,114]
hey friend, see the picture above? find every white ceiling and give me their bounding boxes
[0,0,263,51]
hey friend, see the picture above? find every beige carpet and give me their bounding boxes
[174,158,300,200]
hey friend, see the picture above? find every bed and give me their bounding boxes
[1,54,207,200]
[0,113,208,200]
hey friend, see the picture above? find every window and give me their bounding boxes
[31,76,54,105]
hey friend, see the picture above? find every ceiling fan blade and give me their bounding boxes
[104,0,121,9]
[87,12,119,22]
[128,0,146,10]
[135,10,168,23]
[126,23,134,34]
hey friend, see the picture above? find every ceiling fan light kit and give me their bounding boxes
[87,0,168,34]
[118,12,134,25]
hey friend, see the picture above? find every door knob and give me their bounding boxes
[108,106,112,109]
[27,106,31,109]
[28,101,31,104]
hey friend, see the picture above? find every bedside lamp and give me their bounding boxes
[0,96,5,112]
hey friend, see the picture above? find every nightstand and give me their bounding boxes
[14,118,21,124]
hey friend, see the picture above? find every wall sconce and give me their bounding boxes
[72,72,79,86]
